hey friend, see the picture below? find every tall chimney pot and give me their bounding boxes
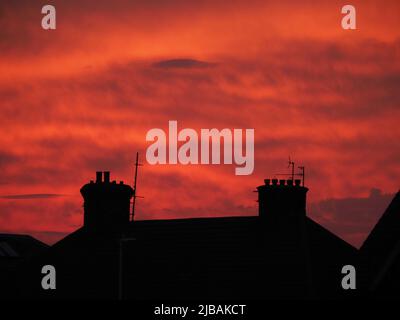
[104,171,110,183]
[96,171,102,183]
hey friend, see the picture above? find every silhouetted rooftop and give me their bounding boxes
[360,191,400,296]
[0,234,48,299]
[11,171,400,300]
[0,234,48,258]
[26,215,357,299]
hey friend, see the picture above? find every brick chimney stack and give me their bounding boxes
[80,171,134,229]
[257,178,308,224]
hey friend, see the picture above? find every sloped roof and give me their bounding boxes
[0,233,48,258]
[30,215,356,299]
[360,191,400,294]
[0,234,48,298]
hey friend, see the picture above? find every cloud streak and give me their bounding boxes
[153,59,214,69]
[0,194,67,200]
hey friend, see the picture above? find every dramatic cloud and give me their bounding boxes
[0,194,66,200]
[153,59,214,69]
[309,189,397,248]
[0,0,399,245]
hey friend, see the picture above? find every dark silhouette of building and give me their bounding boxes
[0,234,48,298]
[21,172,362,299]
[359,192,400,297]
[81,171,134,228]
[0,170,397,299]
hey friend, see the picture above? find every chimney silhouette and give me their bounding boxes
[257,178,308,224]
[80,171,134,229]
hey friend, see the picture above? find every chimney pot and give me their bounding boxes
[96,171,102,183]
[257,178,308,221]
[264,179,271,185]
[104,171,110,183]
[81,172,134,229]
[295,179,301,186]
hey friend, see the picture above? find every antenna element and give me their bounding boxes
[131,152,143,221]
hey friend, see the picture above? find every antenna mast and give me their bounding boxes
[131,152,143,221]
[298,166,305,187]
[275,157,306,186]
[288,156,295,181]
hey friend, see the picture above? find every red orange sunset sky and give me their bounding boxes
[0,0,399,247]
